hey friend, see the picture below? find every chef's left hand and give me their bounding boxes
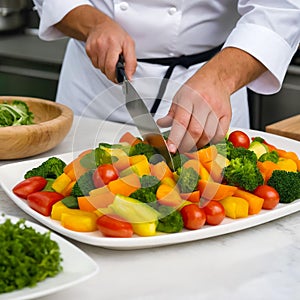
[157,67,232,153]
[157,47,267,153]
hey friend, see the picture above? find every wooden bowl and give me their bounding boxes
[0,96,74,160]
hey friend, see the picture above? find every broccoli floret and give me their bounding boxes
[156,205,183,233]
[140,175,160,192]
[24,157,66,179]
[172,153,189,171]
[267,170,300,203]
[80,146,117,169]
[215,139,234,158]
[223,155,263,192]
[252,136,265,143]
[129,143,158,161]
[228,146,257,163]
[177,167,200,193]
[71,170,95,197]
[130,175,160,204]
[258,150,279,163]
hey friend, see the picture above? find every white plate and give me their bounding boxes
[0,129,300,250]
[0,214,99,300]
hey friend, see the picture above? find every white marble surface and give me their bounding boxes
[1,116,299,300]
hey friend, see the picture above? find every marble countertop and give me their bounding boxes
[1,116,299,300]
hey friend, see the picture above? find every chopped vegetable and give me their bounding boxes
[13,176,47,199]
[0,100,34,127]
[223,147,263,191]
[156,205,183,233]
[61,195,79,209]
[0,217,62,294]
[79,145,117,169]
[177,167,200,193]
[71,170,95,197]
[258,150,279,163]
[24,157,66,180]
[267,170,300,203]
[129,142,158,162]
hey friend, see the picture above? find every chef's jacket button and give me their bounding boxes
[168,7,177,15]
[120,2,129,11]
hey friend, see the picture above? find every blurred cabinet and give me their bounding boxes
[248,65,300,131]
[0,33,68,100]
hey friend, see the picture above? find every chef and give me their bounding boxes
[33,0,300,152]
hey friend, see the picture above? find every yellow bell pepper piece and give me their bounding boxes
[52,173,72,194]
[51,201,75,221]
[220,196,249,219]
[129,154,148,165]
[61,212,97,232]
[277,158,297,172]
[132,222,157,237]
[161,177,178,189]
[120,158,151,177]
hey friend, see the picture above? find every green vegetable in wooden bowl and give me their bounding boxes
[0,96,73,160]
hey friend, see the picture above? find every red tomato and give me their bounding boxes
[180,204,206,230]
[228,130,250,149]
[27,191,64,216]
[253,185,280,210]
[12,176,47,199]
[203,200,225,226]
[93,164,119,188]
[96,214,133,238]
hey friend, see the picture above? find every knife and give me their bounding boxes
[116,55,174,170]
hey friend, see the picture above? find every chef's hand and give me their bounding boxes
[55,5,137,82]
[157,70,232,153]
[85,15,137,83]
[157,47,267,153]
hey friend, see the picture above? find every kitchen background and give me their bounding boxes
[0,0,299,131]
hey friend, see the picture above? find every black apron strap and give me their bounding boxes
[137,44,223,115]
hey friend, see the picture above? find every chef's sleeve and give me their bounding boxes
[224,0,300,95]
[32,0,93,40]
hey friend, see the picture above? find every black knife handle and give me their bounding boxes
[116,54,127,83]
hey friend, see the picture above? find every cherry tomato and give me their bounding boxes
[180,204,206,230]
[93,164,119,188]
[12,176,47,199]
[253,185,280,210]
[96,214,133,238]
[228,130,250,149]
[27,191,64,216]
[203,200,225,226]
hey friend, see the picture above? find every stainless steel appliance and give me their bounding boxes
[248,50,300,131]
[0,0,30,32]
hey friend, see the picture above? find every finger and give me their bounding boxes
[195,111,219,149]
[104,49,122,82]
[122,40,137,80]
[211,115,231,145]
[176,112,205,153]
[166,103,193,153]
[156,104,176,128]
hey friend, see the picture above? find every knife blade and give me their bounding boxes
[116,55,174,170]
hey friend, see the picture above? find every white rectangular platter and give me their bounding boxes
[0,129,299,250]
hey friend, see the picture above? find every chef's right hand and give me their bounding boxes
[85,15,137,83]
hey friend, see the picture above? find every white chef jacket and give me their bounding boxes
[33,0,300,128]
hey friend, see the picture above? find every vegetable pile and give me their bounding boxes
[12,130,300,238]
[0,216,62,294]
[0,100,34,127]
